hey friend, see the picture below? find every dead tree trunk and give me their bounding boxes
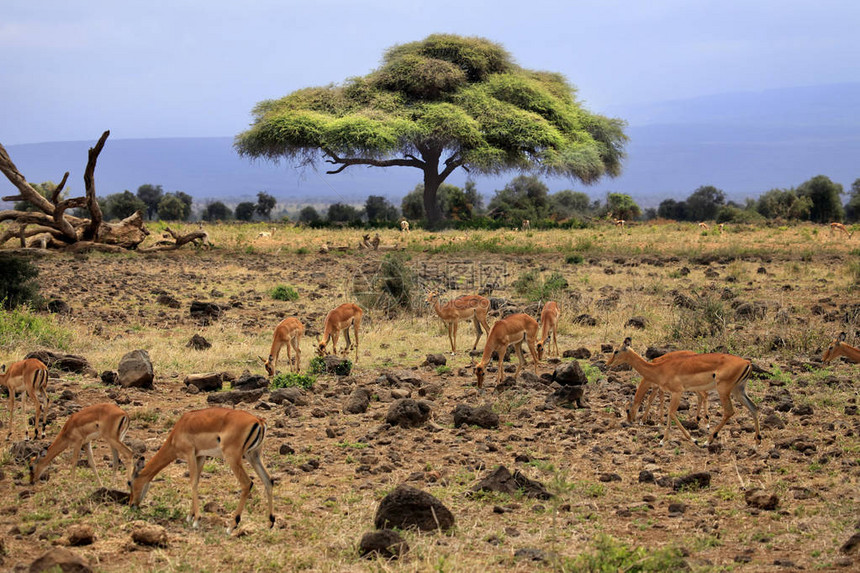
[1,131,202,251]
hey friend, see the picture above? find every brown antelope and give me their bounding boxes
[474,314,540,390]
[426,291,491,354]
[130,408,274,534]
[613,219,625,229]
[317,303,363,361]
[536,301,560,360]
[698,222,710,231]
[29,403,133,488]
[822,332,860,363]
[522,219,531,231]
[829,222,854,239]
[1,358,49,440]
[606,338,760,447]
[260,317,304,376]
[624,349,709,428]
[400,220,410,233]
[718,223,724,235]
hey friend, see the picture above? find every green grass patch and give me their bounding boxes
[0,306,73,351]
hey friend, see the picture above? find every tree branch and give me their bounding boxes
[51,172,69,203]
[323,149,424,174]
[83,131,110,240]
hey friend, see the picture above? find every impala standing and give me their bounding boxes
[317,303,363,361]
[129,407,274,534]
[536,301,560,360]
[822,332,860,363]
[1,358,49,440]
[426,291,491,354]
[260,317,304,376]
[474,313,540,389]
[30,403,133,488]
[625,349,709,428]
[607,338,760,447]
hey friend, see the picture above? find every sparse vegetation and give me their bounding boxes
[270,284,299,301]
[271,372,315,389]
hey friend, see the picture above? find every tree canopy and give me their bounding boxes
[235,34,627,228]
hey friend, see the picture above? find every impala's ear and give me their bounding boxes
[622,336,632,347]
[838,332,847,341]
[133,456,146,476]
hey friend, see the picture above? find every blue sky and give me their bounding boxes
[3,0,859,145]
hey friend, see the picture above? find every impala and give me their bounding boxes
[400,220,410,233]
[317,303,363,361]
[625,349,710,428]
[130,407,274,534]
[1,358,49,440]
[522,219,531,231]
[474,313,540,389]
[613,219,625,229]
[29,403,133,488]
[822,332,860,363]
[607,338,760,447]
[536,301,560,360]
[698,222,709,231]
[426,291,491,354]
[260,317,304,376]
[829,222,854,239]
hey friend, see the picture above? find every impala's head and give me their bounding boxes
[606,337,633,367]
[822,332,847,363]
[129,456,149,507]
[474,363,486,388]
[259,355,274,377]
[425,290,440,304]
[28,449,46,484]
[316,337,327,358]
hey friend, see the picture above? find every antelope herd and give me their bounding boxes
[2,262,857,534]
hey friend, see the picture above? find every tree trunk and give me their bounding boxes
[422,147,444,230]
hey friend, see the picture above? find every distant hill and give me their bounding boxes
[3,83,858,209]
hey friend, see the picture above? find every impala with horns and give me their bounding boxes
[536,301,560,360]
[607,338,760,447]
[626,350,710,429]
[260,317,304,376]
[129,407,274,534]
[474,313,540,390]
[822,332,860,363]
[30,403,133,488]
[317,303,363,361]
[1,358,49,440]
[426,291,491,354]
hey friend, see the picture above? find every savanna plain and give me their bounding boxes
[0,222,858,572]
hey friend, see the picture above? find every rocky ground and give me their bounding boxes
[1,242,858,572]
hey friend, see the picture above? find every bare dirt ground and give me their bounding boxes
[0,225,858,572]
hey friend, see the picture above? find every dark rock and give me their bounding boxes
[745,488,779,510]
[359,529,409,560]
[131,522,168,547]
[735,301,767,320]
[186,334,211,350]
[232,370,268,391]
[514,548,551,562]
[374,485,455,531]
[562,347,592,359]
[66,524,95,546]
[206,388,266,406]
[25,350,94,375]
[452,404,499,429]
[672,471,711,491]
[552,361,588,386]
[47,299,71,315]
[792,403,814,416]
[424,354,447,367]
[343,388,372,414]
[279,444,295,455]
[472,465,553,500]
[545,385,585,408]
[668,502,686,515]
[100,370,118,386]
[183,373,223,392]
[322,355,352,375]
[156,294,181,308]
[599,473,621,482]
[117,349,154,389]
[189,301,223,319]
[574,313,597,326]
[625,316,647,329]
[762,413,785,430]
[88,488,129,504]
[385,399,431,428]
[638,470,655,483]
[271,387,309,406]
[28,547,92,573]
[840,532,860,555]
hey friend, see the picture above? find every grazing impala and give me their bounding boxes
[607,338,760,447]
[260,317,304,376]
[317,303,363,361]
[1,358,49,440]
[130,408,274,534]
[536,301,560,360]
[822,332,860,363]
[474,313,540,390]
[426,291,491,354]
[829,222,854,239]
[698,222,710,231]
[30,403,133,488]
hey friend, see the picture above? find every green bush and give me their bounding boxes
[309,356,353,376]
[512,270,569,302]
[566,254,584,265]
[0,255,42,310]
[271,285,299,301]
[271,372,315,390]
[0,306,72,351]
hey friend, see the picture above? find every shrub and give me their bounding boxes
[566,534,687,572]
[271,285,299,301]
[356,253,417,312]
[271,372,315,390]
[0,255,42,310]
[309,356,353,376]
[566,254,584,265]
[512,270,569,302]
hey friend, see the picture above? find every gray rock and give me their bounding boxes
[745,488,779,510]
[270,387,308,406]
[29,547,92,573]
[385,399,431,428]
[452,404,499,429]
[206,388,266,405]
[552,361,588,386]
[183,372,223,392]
[359,529,409,559]
[472,465,553,500]
[117,350,154,389]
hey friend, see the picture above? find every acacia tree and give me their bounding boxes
[235,34,627,229]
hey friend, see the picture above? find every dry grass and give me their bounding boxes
[0,221,858,572]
